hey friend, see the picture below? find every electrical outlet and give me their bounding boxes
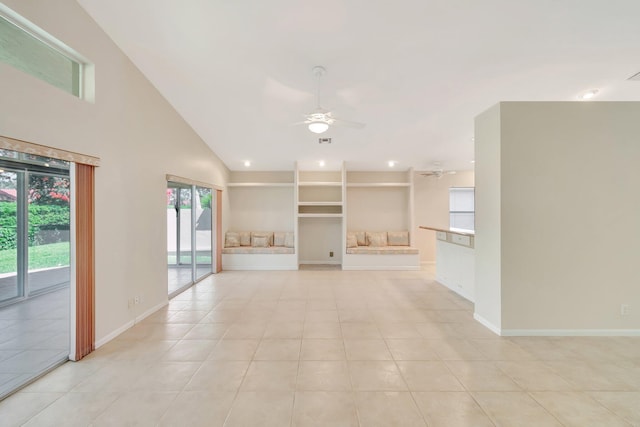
[329,251,334,257]
[621,304,630,316]
[134,296,140,305]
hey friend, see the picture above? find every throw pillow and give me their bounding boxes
[284,232,295,248]
[366,231,388,247]
[251,231,274,246]
[252,236,270,248]
[346,233,358,248]
[239,231,251,246]
[354,231,367,246]
[388,231,409,246]
[225,231,240,247]
[273,232,286,247]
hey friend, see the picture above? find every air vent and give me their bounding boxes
[319,138,332,144]
[628,71,640,81]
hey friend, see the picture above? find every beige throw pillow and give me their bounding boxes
[225,231,240,247]
[284,232,295,248]
[239,231,251,246]
[252,236,270,248]
[346,233,358,248]
[366,231,388,247]
[273,232,286,247]
[251,231,274,246]
[354,231,367,246]
[387,231,409,246]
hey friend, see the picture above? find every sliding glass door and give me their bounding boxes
[195,186,212,280]
[0,166,70,303]
[0,170,19,303]
[0,151,70,399]
[167,182,213,296]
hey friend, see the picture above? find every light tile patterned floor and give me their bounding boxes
[1,268,640,426]
[0,287,69,400]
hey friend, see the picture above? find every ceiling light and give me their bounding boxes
[388,161,396,168]
[308,121,329,134]
[243,160,251,167]
[319,160,326,167]
[579,89,599,100]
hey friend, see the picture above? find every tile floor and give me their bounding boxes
[0,287,69,400]
[1,268,640,426]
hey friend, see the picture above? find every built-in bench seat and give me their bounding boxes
[223,246,294,254]
[343,231,420,270]
[222,231,297,270]
[346,246,418,255]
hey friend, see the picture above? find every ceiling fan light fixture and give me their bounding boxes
[308,121,329,134]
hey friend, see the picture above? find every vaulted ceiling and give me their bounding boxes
[78,0,640,171]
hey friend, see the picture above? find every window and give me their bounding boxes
[0,5,92,99]
[449,187,475,233]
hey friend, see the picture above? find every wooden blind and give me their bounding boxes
[75,163,95,360]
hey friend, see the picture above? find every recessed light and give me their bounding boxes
[579,89,599,100]
[319,160,325,167]
[243,161,251,167]
[388,161,396,168]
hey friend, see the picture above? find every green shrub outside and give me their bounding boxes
[200,193,212,209]
[0,203,69,250]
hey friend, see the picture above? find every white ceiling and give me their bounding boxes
[77,0,640,171]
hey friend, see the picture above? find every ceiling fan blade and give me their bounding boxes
[331,117,365,129]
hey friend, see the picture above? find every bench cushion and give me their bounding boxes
[346,246,418,255]
[222,247,295,254]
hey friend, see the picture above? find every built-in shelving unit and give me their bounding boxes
[295,163,345,265]
[342,169,418,270]
[224,170,298,270]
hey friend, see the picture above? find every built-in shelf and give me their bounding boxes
[298,213,344,218]
[346,182,411,188]
[298,181,342,187]
[298,201,343,206]
[227,182,294,187]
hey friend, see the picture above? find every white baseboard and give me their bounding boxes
[135,301,168,323]
[95,301,168,349]
[299,260,341,265]
[500,329,640,337]
[342,266,421,271]
[224,266,299,271]
[473,313,502,336]
[94,319,135,349]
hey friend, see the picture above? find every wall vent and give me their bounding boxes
[319,138,332,144]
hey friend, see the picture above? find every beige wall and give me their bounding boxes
[476,101,640,333]
[228,187,294,232]
[413,171,475,263]
[0,0,229,343]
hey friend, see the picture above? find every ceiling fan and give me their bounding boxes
[420,162,457,179]
[297,66,365,134]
